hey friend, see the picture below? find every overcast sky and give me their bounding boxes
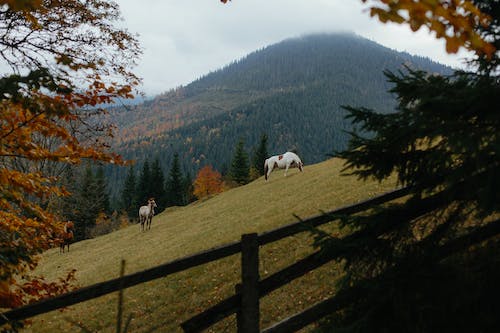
[116,0,471,96]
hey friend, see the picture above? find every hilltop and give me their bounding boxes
[27,158,397,332]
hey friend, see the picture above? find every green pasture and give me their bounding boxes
[24,158,397,332]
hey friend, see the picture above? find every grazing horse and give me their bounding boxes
[264,151,304,181]
[139,198,157,231]
[60,221,74,253]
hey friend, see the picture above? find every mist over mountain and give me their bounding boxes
[104,32,452,199]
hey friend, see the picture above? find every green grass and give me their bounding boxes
[23,158,397,332]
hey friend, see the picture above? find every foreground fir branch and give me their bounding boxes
[315,1,499,330]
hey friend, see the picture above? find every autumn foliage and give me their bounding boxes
[222,0,495,57]
[0,0,140,317]
[363,0,495,57]
[193,165,224,199]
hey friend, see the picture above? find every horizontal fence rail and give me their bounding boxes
[0,186,411,328]
[0,241,241,326]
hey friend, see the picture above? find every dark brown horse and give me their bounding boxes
[60,221,74,253]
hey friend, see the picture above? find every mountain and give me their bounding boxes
[104,32,452,199]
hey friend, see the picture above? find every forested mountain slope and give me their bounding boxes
[105,32,451,193]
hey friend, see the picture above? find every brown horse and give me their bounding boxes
[60,221,74,253]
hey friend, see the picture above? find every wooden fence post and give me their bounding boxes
[239,233,260,333]
[117,259,125,333]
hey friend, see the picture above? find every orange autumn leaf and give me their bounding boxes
[361,0,496,58]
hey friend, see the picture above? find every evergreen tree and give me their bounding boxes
[182,171,195,205]
[68,164,100,240]
[137,159,152,207]
[121,166,137,219]
[81,165,100,239]
[95,165,110,214]
[317,4,500,328]
[165,153,184,206]
[252,133,268,176]
[230,138,250,185]
[60,165,78,226]
[150,158,166,208]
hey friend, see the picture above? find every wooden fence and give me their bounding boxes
[0,186,412,332]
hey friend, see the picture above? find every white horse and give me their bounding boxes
[264,151,304,181]
[139,198,157,231]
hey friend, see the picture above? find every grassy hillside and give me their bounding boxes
[24,158,397,332]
